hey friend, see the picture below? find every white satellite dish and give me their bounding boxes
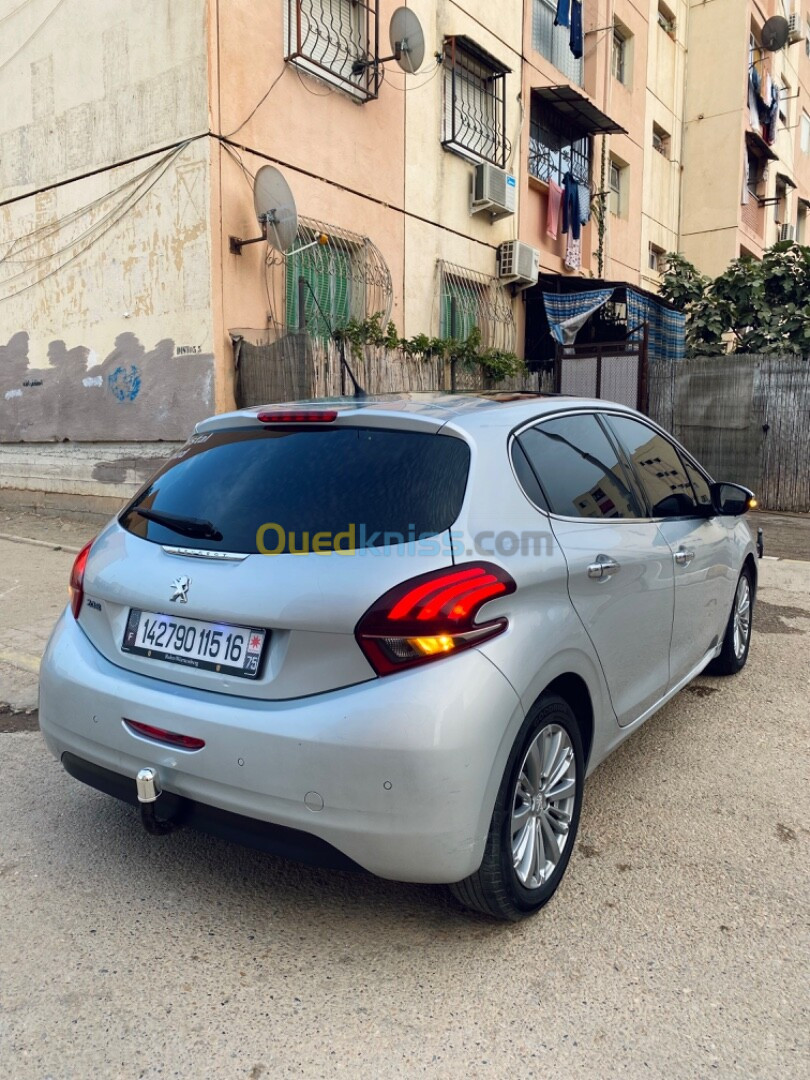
[229,165,298,256]
[389,7,425,74]
[351,6,426,78]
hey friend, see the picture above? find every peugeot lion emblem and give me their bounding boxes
[170,576,191,604]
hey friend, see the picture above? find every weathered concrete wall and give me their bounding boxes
[0,0,212,443]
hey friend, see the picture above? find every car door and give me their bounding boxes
[604,414,735,686]
[516,412,674,727]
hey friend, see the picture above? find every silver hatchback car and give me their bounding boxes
[39,393,757,920]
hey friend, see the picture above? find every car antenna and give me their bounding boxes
[299,277,367,399]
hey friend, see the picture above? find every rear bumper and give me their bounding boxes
[39,612,524,883]
[60,752,362,870]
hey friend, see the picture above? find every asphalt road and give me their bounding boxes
[0,523,809,1078]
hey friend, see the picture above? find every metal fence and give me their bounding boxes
[649,354,810,513]
[233,337,809,513]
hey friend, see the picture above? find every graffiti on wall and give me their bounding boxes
[0,331,214,442]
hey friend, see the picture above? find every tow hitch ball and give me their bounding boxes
[135,767,180,836]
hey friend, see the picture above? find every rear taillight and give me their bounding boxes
[256,410,338,424]
[355,562,516,675]
[68,540,94,619]
[124,719,205,751]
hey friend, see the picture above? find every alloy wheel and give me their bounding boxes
[732,575,752,660]
[510,723,577,890]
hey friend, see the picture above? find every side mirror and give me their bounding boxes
[710,482,758,516]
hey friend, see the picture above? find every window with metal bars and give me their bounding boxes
[528,96,590,187]
[284,0,380,101]
[437,261,516,352]
[441,37,510,168]
[532,0,584,87]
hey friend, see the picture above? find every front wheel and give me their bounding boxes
[449,695,584,921]
[707,566,754,676]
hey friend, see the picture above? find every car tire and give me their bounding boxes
[707,566,754,677]
[449,694,584,922]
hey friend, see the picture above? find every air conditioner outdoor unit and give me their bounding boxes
[497,240,540,289]
[787,13,804,44]
[780,223,796,242]
[471,163,517,220]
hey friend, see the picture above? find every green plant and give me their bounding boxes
[659,243,810,356]
[334,314,525,381]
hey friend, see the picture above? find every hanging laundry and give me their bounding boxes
[748,68,761,133]
[577,183,591,225]
[565,234,582,272]
[762,74,778,145]
[554,0,570,29]
[561,172,581,240]
[741,154,749,205]
[547,180,564,239]
[570,0,583,60]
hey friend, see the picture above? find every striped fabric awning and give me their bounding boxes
[542,289,615,344]
[626,288,686,364]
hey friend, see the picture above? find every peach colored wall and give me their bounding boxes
[401,1,523,342]
[210,0,526,395]
[519,0,651,287]
[209,0,406,409]
[682,0,810,277]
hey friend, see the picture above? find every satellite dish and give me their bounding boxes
[761,15,789,52]
[253,165,298,254]
[389,7,425,74]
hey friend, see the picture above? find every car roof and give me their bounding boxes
[198,392,643,435]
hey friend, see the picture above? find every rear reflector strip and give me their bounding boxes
[256,410,338,424]
[124,719,205,751]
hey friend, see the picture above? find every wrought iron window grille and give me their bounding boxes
[284,0,380,102]
[269,215,391,339]
[528,104,591,188]
[442,37,510,168]
[436,260,516,354]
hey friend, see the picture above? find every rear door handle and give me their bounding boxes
[674,548,695,566]
[587,557,620,580]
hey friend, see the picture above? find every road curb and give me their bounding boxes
[0,532,82,555]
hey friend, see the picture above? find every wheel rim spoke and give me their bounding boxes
[510,723,577,890]
[546,775,576,802]
[733,578,751,658]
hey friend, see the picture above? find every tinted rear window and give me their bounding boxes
[120,427,470,553]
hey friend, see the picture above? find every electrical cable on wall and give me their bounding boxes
[0,0,69,75]
[0,140,191,302]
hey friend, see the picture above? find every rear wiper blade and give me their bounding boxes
[135,507,223,541]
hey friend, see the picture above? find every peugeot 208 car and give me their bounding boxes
[39,394,757,920]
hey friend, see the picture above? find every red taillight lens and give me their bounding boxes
[256,410,338,424]
[68,540,94,619]
[355,562,516,676]
[124,719,205,751]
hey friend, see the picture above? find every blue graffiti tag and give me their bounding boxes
[108,365,141,402]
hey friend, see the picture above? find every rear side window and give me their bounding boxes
[120,427,470,553]
[517,414,643,519]
[606,415,704,518]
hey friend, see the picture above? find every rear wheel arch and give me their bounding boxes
[532,673,594,770]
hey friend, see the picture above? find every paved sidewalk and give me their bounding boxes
[1,513,809,1078]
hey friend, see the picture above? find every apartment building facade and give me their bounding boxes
[681,0,810,275]
[0,0,806,507]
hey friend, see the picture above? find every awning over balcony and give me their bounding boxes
[532,85,626,136]
[776,170,797,189]
[746,130,778,162]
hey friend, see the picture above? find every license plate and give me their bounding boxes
[122,609,266,679]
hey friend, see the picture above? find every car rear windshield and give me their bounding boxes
[119,426,470,554]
